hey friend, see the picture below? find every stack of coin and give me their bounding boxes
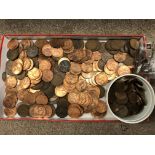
[2,37,140,119]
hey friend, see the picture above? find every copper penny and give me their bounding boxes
[62,39,74,53]
[4,107,17,117]
[117,65,131,76]
[55,85,68,97]
[92,51,102,61]
[95,100,107,114]
[76,79,87,92]
[114,52,127,63]
[6,76,17,88]
[106,59,119,71]
[42,69,53,82]
[3,94,17,108]
[19,50,27,59]
[42,44,53,56]
[68,104,83,118]
[63,79,76,92]
[11,61,23,75]
[19,77,31,89]
[95,72,108,85]
[20,40,32,49]
[70,62,81,75]
[23,91,36,104]
[23,58,31,70]
[51,48,63,58]
[44,105,53,118]
[28,67,42,80]
[65,72,78,84]
[39,59,51,71]
[36,93,48,105]
[7,39,19,50]
[81,63,93,73]
[104,65,115,75]
[29,104,46,118]
[17,89,27,101]
[68,90,80,104]
[107,73,117,81]
[35,39,49,49]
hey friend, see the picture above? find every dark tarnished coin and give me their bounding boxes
[58,58,70,73]
[127,91,138,104]
[43,84,55,98]
[99,42,106,52]
[51,73,64,86]
[32,57,39,68]
[41,82,51,91]
[27,46,39,58]
[98,59,106,71]
[72,39,84,49]
[7,39,19,50]
[85,40,101,51]
[7,49,19,61]
[31,80,44,90]
[17,103,30,117]
[35,39,49,49]
[129,48,138,57]
[108,50,118,55]
[55,106,68,118]
[123,54,134,66]
[110,40,126,50]
[111,104,129,118]
[130,39,140,50]
[105,40,113,51]
[16,71,27,80]
[49,38,63,48]
[2,72,7,81]
[98,86,105,98]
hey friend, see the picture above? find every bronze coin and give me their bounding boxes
[19,50,27,59]
[55,85,68,97]
[123,54,134,66]
[36,93,48,105]
[114,52,127,63]
[62,39,74,53]
[95,72,108,85]
[42,44,53,56]
[95,100,107,114]
[17,89,27,101]
[85,40,101,51]
[63,79,76,92]
[106,59,119,71]
[28,67,42,80]
[81,63,93,73]
[72,39,84,49]
[3,94,17,108]
[23,91,36,104]
[7,39,19,50]
[70,62,81,75]
[4,107,17,117]
[110,40,126,50]
[117,65,131,76]
[68,104,83,118]
[39,59,52,71]
[92,51,102,61]
[51,48,63,58]
[49,38,63,48]
[19,77,31,89]
[17,103,30,117]
[29,104,46,118]
[42,69,53,82]
[11,61,23,75]
[101,50,113,62]
[6,76,17,88]
[44,105,53,118]
[65,72,78,84]
[68,90,80,104]
[83,49,93,63]
[20,40,32,49]
[76,79,87,92]
[5,60,14,76]
[104,65,115,75]
[35,39,49,49]
[130,39,139,50]
[23,58,31,70]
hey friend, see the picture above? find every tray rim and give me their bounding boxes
[0,34,146,123]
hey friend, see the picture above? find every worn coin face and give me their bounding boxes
[28,67,42,80]
[7,49,19,61]
[23,58,31,70]
[55,85,67,97]
[117,65,131,76]
[58,57,70,73]
[95,100,107,114]
[92,51,102,61]
[85,40,101,51]
[123,54,134,66]
[68,90,80,104]
[68,104,83,118]
[27,46,39,58]
[4,107,17,117]
[39,59,51,71]
[19,77,31,89]
[81,63,93,73]
[20,40,32,49]
[7,39,19,50]
[49,38,63,48]
[17,103,30,117]
[106,59,119,71]
[36,93,48,105]
[23,91,36,104]
[42,44,53,57]
[70,62,81,75]
[3,94,17,108]
[44,105,53,118]
[65,72,78,84]
[42,69,53,82]
[35,39,49,49]
[51,73,63,86]
[95,72,108,85]
[62,39,74,53]
[11,61,23,75]
[110,40,126,50]
[76,79,87,92]
[114,52,127,63]
[72,39,84,49]
[6,76,17,88]
[51,48,63,58]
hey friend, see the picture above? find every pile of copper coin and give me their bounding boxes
[2,38,140,119]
